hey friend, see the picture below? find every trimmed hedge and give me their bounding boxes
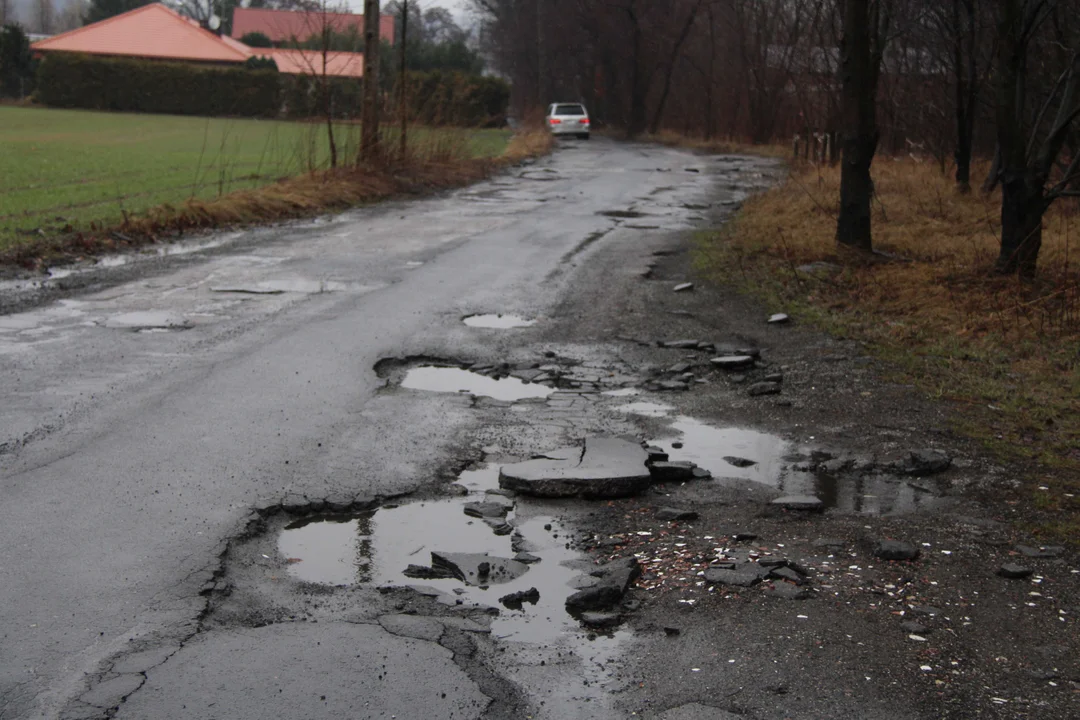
[35,53,281,117]
[406,70,510,127]
[34,53,510,126]
[281,75,363,119]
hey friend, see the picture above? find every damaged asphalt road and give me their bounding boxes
[0,136,1076,720]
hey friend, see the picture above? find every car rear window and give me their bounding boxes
[555,104,586,116]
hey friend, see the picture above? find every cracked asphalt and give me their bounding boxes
[1,137,1076,720]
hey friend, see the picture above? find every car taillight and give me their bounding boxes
[580,118,590,124]
[550,118,562,125]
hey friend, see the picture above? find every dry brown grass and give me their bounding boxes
[699,156,1080,542]
[2,129,554,268]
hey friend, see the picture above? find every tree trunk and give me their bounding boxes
[648,0,702,135]
[835,0,879,251]
[360,0,382,161]
[997,172,1044,277]
[626,8,648,138]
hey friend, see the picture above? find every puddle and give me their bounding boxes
[102,311,192,331]
[277,465,595,643]
[210,279,342,295]
[401,366,554,401]
[615,401,675,418]
[602,388,641,397]
[651,416,946,515]
[463,314,537,329]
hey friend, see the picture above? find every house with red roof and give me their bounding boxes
[232,7,395,46]
[31,3,373,78]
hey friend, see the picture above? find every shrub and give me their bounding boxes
[35,53,281,117]
[0,24,35,99]
[405,71,510,127]
[240,32,273,48]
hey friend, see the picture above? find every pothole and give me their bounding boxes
[598,210,648,219]
[102,311,192,331]
[463,314,537,329]
[275,464,610,643]
[401,366,555,401]
[648,415,947,515]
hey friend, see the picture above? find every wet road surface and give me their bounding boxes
[0,138,770,719]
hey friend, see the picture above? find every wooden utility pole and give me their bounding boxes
[361,0,382,160]
[399,0,408,162]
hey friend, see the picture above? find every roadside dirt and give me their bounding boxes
[534,229,1080,719]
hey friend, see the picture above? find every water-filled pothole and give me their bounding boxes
[277,465,592,642]
[629,408,945,515]
[401,366,555,401]
[463,314,537,329]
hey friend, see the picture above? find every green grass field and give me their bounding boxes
[0,106,511,253]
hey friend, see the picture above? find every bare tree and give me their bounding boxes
[994,0,1080,276]
[34,0,55,34]
[836,0,892,251]
[361,0,381,159]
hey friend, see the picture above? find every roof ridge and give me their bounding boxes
[33,3,163,48]
[32,3,251,62]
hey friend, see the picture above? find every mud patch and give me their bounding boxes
[463,314,537,329]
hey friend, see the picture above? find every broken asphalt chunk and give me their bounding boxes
[429,552,529,586]
[711,355,756,370]
[997,563,1034,579]
[874,540,921,562]
[649,461,697,484]
[499,437,652,499]
[659,339,701,349]
[723,456,757,468]
[906,449,952,476]
[655,507,699,522]
[499,588,540,610]
[748,381,782,396]
[580,611,622,629]
[771,495,824,512]
[704,565,769,587]
[1015,544,1065,558]
[463,502,510,519]
[566,557,641,612]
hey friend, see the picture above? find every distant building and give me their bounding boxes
[231,7,394,46]
[31,4,366,78]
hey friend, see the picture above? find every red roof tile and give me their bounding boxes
[231,7,394,45]
[30,4,366,78]
[32,4,250,64]
[263,48,364,78]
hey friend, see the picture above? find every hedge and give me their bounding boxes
[405,70,510,127]
[34,53,510,126]
[35,53,281,117]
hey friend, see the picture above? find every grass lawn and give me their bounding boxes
[0,105,511,253]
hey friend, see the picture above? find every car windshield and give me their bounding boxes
[554,105,585,116]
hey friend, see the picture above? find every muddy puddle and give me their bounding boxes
[463,314,537,329]
[277,464,597,643]
[616,399,944,515]
[401,366,555,401]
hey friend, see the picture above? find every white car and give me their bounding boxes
[545,103,590,139]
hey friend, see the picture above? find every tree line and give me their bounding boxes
[470,0,1080,277]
